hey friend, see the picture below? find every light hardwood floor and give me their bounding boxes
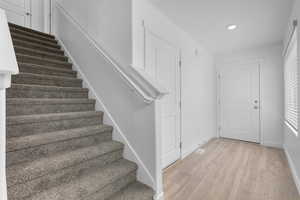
[163,138,300,200]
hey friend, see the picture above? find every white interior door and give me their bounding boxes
[0,0,31,27]
[145,29,181,169]
[219,62,260,143]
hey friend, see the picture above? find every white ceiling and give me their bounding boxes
[151,0,294,54]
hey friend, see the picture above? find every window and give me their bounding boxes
[284,27,298,134]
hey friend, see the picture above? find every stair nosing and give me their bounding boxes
[15,72,81,82]
[7,111,103,125]
[18,63,76,74]
[11,32,58,45]
[7,124,113,152]
[10,28,57,42]
[16,54,72,66]
[15,46,67,59]
[13,38,62,51]
[7,98,95,105]
[10,83,89,92]
[9,23,55,39]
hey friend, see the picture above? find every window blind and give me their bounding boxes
[284,28,298,131]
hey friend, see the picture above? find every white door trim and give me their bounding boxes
[217,59,262,144]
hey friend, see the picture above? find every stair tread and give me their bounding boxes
[14,72,81,81]
[9,23,55,39]
[7,125,113,152]
[15,46,67,59]
[11,32,58,43]
[28,159,136,200]
[18,63,76,74]
[7,98,95,105]
[7,111,103,125]
[16,54,72,66]
[10,28,57,43]
[13,39,62,51]
[11,32,59,46]
[7,141,125,187]
[10,83,88,92]
[108,182,154,200]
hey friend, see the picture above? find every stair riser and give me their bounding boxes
[13,40,63,54]
[7,132,112,166]
[18,65,77,78]
[12,75,82,87]
[11,34,59,47]
[8,150,123,200]
[7,102,95,116]
[15,48,68,62]
[7,88,89,99]
[7,116,103,138]
[10,28,57,43]
[9,24,55,39]
[89,172,137,200]
[17,55,72,70]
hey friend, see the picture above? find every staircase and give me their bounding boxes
[6,23,154,200]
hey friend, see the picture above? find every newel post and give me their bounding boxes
[0,8,19,200]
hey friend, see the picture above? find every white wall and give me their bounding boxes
[132,0,217,157]
[283,0,300,193]
[216,43,284,148]
[51,0,157,191]
[52,0,132,68]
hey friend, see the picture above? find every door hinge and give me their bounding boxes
[218,126,221,132]
[180,142,182,149]
[218,74,221,79]
[179,101,182,108]
[179,60,182,68]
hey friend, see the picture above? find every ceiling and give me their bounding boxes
[151,0,294,54]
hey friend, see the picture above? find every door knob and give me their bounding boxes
[254,100,259,103]
[254,106,259,109]
[26,12,32,16]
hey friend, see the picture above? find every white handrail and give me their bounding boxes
[0,8,19,200]
[53,2,168,104]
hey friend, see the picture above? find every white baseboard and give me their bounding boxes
[181,137,212,159]
[284,146,300,195]
[262,141,283,149]
[154,192,164,200]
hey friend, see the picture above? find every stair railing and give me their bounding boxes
[0,8,19,200]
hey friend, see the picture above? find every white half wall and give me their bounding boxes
[216,43,284,148]
[51,0,156,190]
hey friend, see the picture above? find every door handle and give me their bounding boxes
[254,106,259,109]
[26,12,32,16]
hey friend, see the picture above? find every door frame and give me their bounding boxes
[217,59,262,144]
[142,22,183,169]
[44,0,52,34]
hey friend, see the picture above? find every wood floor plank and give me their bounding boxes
[163,138,300,200]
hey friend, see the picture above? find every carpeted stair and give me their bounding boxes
[6,23,154,200]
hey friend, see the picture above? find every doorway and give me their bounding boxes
[218,61,260,143]
[0,0,50,33]
[144,28,182,169]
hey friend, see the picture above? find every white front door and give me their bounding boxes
[219,62,260,143]
[0,0,31,27]
[145,29,181,169]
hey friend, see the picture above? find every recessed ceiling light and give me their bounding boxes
[227,24,238,30]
